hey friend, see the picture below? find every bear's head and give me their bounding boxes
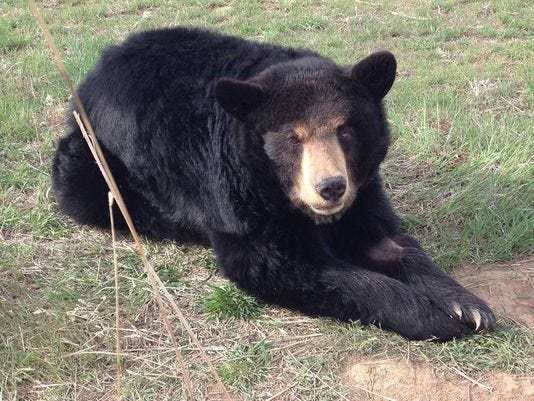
[215,51,396,223]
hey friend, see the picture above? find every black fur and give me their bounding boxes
[52,27,494,340]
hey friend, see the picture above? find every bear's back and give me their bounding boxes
[75,27,313,164]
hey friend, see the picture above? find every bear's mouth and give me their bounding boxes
[288,186,357,224]
[305,202,349,225]
[310,203,345,216]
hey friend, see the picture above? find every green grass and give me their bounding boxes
[1,0,533,400]
[204,283,264,321]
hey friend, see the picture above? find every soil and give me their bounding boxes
[453,259,534,328]
[344,259,534,401]
[346,359,533,401]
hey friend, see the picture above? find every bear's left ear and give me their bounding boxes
[350,51,397,100]
[215,78,267,120]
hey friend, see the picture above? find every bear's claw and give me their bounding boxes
[446,301,495,332]
[452,302,463,319]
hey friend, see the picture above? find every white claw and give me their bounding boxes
[452,303,463,319]
[471,309,482,331]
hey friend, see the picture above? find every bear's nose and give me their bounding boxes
[316,176,347,202]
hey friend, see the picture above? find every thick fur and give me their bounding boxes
[52,27,494,340]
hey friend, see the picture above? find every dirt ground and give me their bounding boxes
[344,259,534,401]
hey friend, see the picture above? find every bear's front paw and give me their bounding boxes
[388,303,472,341]
[375,293,476,341]
[444,295,495,332]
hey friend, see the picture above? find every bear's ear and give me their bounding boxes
[214,78,267,120]
[350,51,397,100]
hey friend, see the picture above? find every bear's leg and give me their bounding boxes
[329,228,495,333]
[52,130,180,241]
[210,228,475,341]
[327,180,495,334]
[370,234,495,332]
[52,129,124,228]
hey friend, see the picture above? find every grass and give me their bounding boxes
[217,340,274,395]
[204,283,264,321]
[1,0,533,400]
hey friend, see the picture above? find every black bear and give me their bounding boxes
[52,27,495,340]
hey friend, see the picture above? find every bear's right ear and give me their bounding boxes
[214,78,267,120]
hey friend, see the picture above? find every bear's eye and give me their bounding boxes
[288,134,301,146]
[338,127,354,142]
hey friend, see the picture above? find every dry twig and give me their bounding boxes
[29,1,233,399]
[109,192,122,401]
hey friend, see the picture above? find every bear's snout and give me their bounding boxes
[316,176,347,202]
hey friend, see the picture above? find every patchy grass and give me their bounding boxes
[217,340,274,395]
[326,319,534,374]
[1,0,533,400]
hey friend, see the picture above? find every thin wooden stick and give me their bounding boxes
[74,98,194,401]
[108,192,122,401]
[29,2,233,400]
[449,366,492,392]
[390,11,430,20]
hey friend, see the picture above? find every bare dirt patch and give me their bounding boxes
[346,358,533,401]
[453,259,534,328]
[344,260,534,401]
